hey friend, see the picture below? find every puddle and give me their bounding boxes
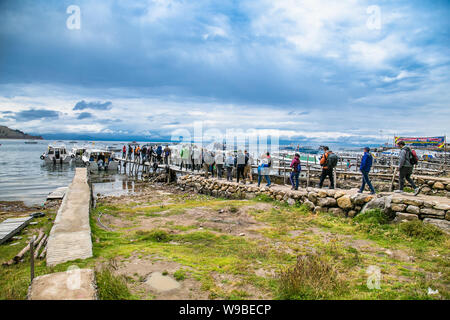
[145,272,181,293]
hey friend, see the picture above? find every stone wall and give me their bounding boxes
[176,175,450,233]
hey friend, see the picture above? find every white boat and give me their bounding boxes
[82,149,119,172]
[40,144,73,164]
[71,146,89,164]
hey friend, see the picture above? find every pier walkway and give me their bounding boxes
[46,168,92,266]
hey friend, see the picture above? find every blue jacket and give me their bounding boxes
[360,152,373,172]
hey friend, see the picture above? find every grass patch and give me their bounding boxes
[399,221,444,241]
[136,230,172,243]
[276,252,346,300]
[173,269,187,281]
[255,194,274,202]
[354,209,390,225]
[96,267,136,300]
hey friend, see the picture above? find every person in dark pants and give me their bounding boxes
[318,146,335,189]
[215,151,224,179]
[225,152,234,181]
[236,150,247,184]
[396,141,419,195]
[358,147,375,194]
[289,153,301,190]
[163,145,171,165]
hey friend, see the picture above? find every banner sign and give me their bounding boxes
[394,136,445,148]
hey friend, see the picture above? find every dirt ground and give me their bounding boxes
[92,181,449,300]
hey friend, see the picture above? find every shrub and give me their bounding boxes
[399,220,444,241]
[276,252,346,300]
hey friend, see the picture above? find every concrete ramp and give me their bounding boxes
[46,168,92,266]
[28,269,97,300]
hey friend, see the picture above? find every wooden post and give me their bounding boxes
[306,155,310,188]
[390,167,398,192]
[283,153,286,185]
[444,134,447,167]
[333,168,337,189]
[30,236,35,282]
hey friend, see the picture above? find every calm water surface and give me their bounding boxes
[0,139,139,206]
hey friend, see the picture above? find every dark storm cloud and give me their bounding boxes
[5,109,59,121]
[77,112,93,119]
[73,100,112,111]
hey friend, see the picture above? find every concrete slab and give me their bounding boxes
[28,268,97,300]
[47,187,68,200]
[46,168,92,266]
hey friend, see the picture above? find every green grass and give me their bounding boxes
[353,209,390,225]
[173,269,187,281]
[276,252,346,300]
[4,188,446,300]
[96,267,136,300]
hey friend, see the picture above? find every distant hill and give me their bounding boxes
[0,125,43,140]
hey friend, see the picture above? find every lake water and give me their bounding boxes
[0,139,140,206]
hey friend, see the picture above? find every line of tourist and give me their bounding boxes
[121,141,421,195]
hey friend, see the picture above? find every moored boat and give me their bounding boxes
[40,144,73,164]
[82,149,119,172]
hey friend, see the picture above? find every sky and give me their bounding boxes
[0,0,449,146]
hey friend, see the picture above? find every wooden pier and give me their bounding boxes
[0,216,33,245]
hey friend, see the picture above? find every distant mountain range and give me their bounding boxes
[0,125,43,140]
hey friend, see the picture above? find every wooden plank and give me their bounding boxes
[0,216,33,245]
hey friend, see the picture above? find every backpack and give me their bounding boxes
[327,153,338,168]
[296,163,302,172]
[409,149,418,165]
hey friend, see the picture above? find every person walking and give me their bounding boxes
[180,144,189,170]
[225,152,235,181]
[396,141,420,195]
[127,145,132,160]
[257,152,272,187]
[236,150,247,184]
[122,145,126,159]
[290,153,301,190]
[156,145,163,164]
[318,146,337,189]
[141,145,147,162]
[203,149,214,178]
[358,147,376,195]
[163,145,171,165]
[215,151,224,179]
[244,150,253,184]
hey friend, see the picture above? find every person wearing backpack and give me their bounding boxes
[318,146,336,189]
[257,152,272,187]
[396,141,420,195]
[289,153,301,190]
[358,147,376,195]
